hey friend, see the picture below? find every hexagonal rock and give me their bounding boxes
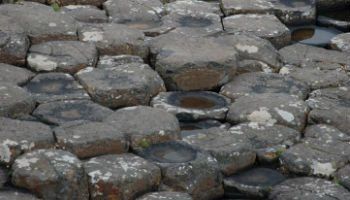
[0,31,29,66]
[84,154,161,200]
[97,55,144,69]
[330,33,350,53]
[27,41,97,74]
[137,141,224,200]
[60,5,108,23]
[76,64,165,109]
[280,124,350,177]
[136,191,192,200]
[0,2,77,44]
[229,123,300,163]
[220,72,310,100]
[149,32,238,91]
[223,14,291,48]
[227,93,309,131]
[224,168,285,198]
[306,86,350,134]
[0,117,54,164]
[32,100,113,126]
[12,149,88,200]
[220,0,316,25]
[78,23,148,59]
[0,189,39,200]
[0,83,35,118]
[104,106,180,150]
[269,177,350,200]
[166,0,221,16]
[25,73,90,104]
[182,127,256,176]
[279,44,350,66]
[335,165,350,190]
[0,63,34,86]
[54,121,128,159]
[151,92,230,122]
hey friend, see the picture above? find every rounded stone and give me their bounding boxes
[0,189,39,200]
[151,91,231,122]
[97,55,144,69]
[180,120,230,138]
[335,165,350,190]
[60,5,108,23]
[290,26,343,47]
[0,63,34,86]
[136,192,192,200]
[0,31,29,66]
[330,33,350,53]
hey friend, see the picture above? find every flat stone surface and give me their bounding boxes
[0,117,54,164]
[149,32,238,91]
[180,120,230,138]
[220,72,310,100]
[27,41,97,74]
[76,64,165,108]
[0,189,39,200]
[0,63,34,86]
[330,32,350,53]
[227,93,309,131]
[0,82,35,118]
[32,100,113,126]
[97,55,144,69]
[0,31,29,66]
[335,165,350,190]
[25,73,90,104]
[84,153,161,200]
[223,14,291,48]
[61,5,108,23]
[269,177,350,200]
[166,0,221,15]
[136,192,192,200]
[12,149,88,200]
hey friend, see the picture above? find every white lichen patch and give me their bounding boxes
[274,108,294,122]
[15,157,39,168]
[235,44,259,53]
[27,54,58,71]
[81,31,104,42]
[247,107,277,125]
[311,161,336,176]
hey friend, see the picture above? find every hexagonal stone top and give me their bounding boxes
[0,63,34,86]
[136,192,192,200]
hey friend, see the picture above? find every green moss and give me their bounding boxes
[138,139,151,148]
[51,3,60,12]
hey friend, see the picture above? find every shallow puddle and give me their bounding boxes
[291,26,343,46]
[179,96,216,109]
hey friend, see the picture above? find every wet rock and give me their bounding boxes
[149,32,238,91]
[229,123,300,163]
[330,33,350,53]
[0,189,39,200]
[78,23,148,59]
[151,91,230,122]
[76,64,165,108]
[317,9,350,32]
[182,127,256,176]
[220,72,310,100]
[316,0,350,11]
[269,177,350,200]
[137,191,192,200]
[97,55,144,69]
[0,63,34,86]
[335,165,350,190]
[290,26,343,47]
[223,14,291,48]
[84,153,161,200]
[0,2,77,44]
[306,86,350,134]
[0,167,7,188]
[12,149,88,200]
[104,106,180,150]
[25,73,90,104]
[224,168,285,198]
[27,41,97,74]
[138,141,224,200]
[32,100,113,126]
[54,121,128,159]
[180,120,230,138]
[0,83,35,118]
[0,117,54,164]
[280,124,350,177]
[227,93,309,131]
[61,5,108,23]
[166,0,221,16]
[0,31,29,66]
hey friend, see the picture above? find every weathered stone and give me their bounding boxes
[229,123,300,163]
[330,33,350,53]
[138,141,224,200]
[149,32,238,91]
[0,167,7,188]
[31,0,107,6]
[104,106,180,150]
[151,91,230,122]
[0,2,77,44]
[27,41,97,74]
[0,63,34,86]
[85,153,161,200]
[54,121,128,159]
[0,189,39,200]
[227,93,309,131]
[223,14,291,48]
[180,120,230,138]
[269,177,350,200]
[220,72,310,100]
[97,55,144,69]
[166,0,221,16]
[0,117,54,164]
[280,124,350,177]
[61,5,108,23]
[12,149,88,200]
[0,82,35,118]
[25,73,90,104]
[137,192,192,200]
[0,31,29,66]
[32,100,113,125]
[78,23,148,59]
[335,165,350,190]
[183,127,256,176]
[76,64,165,108]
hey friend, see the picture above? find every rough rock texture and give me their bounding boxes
[61,5,108,23]
[335,165,350,190]
[0,189,39,200]
[97,55,144,69]
[136,192,192,200]
[166,0,221,15]
[0,63,34,86]
[330,33,350,53]
[0,31,29,66]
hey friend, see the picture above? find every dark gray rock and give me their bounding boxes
[0,31,29,66]
[61,5,108,23]
[335,165,350,190]
[0,63,34,86]
[137,192,192,200]
[316,0,350,10]
[330,33,350,53]
[0,189,39,200]
[180,120,230,138]
[97,55,144,69]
